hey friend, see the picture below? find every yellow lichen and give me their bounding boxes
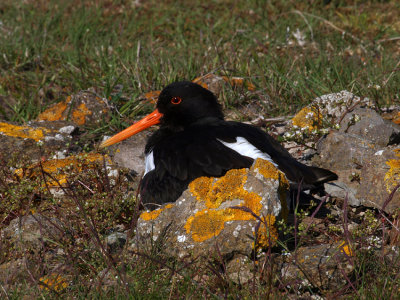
[338,240,354,256]
[221,76,256,91]
[291,106,322,131]
[39,273,68,292]
[184,209,232,242]
[14,153,110,186]
[144,90,161,104]
[0,122,51,141]
[71,102,92,125]
[185,159,288,245]
[37,100,68,122]
[384,149,400,193]
[254,215,278,249]
[140,203,174,221]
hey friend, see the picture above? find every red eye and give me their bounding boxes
[171,96,182,105]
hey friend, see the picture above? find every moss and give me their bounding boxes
[140,203,174,221]
[291,106,322,131]
[384,148,400,193]
[0,122,51,141]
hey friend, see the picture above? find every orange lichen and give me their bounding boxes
[393,112,400,125]
[14,153,110,186]
[185,159,287,245]
[39,273,68,292]
[0,122,51,141]
[384,149,400,193]
[184,209,231,242]
[338,240,354,256]
[291,106,322,131]
[71,102,92,125]
[221,76,256,91]
[254,215,278,249]
[144,90,161,104]
[253,159,290,220]
[37,100,68,122]
[140,203,174,221]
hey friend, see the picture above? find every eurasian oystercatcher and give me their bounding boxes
[101,81,337,208]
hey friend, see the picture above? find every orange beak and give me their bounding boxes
[100,109,163,148]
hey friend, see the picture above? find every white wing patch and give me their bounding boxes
[217,137,277,166]
[144,151,155,175]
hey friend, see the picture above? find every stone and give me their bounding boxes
[2,214,62,249]
[291,90,374,132]
[0,120,76,161]
[37,89,111,126]
[106,232,127,253]
[339,107,400,146]
[315,130,400,212]
[103,130,152,175]
[281,242,354,290]
[134,158,289,259]
[225,254,254,284]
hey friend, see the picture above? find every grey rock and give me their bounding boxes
[315,129,400,212]
[281,242,354,290]
[134,158,288,259]
[324,181,361,206]
[2,214,62,249]
[339,107,400,146]
[225,254,254,284]
[106,232,127,253]
[105,130,152,174]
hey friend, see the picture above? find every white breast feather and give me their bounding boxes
[217,137,277,166]
[144,151,155,175]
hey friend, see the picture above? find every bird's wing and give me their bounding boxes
[223,122,338,185]
[152,128,253,182]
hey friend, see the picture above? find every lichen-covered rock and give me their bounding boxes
[0,120,75,160]
[291,90,374,132]
[134,159,289,259]
[315,129,400,212]
[37,89,110,126]
[280,242,354,290]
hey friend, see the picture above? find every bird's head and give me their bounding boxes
[100,81,223,148]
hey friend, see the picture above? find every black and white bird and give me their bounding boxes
[101,81,337,208]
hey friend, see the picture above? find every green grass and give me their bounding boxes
[1,0,400,298]
[1,0,399,126]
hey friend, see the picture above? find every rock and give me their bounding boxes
[0,120,76,161]
[103,130,152,174]
[0,259,26,289]
[2,214,62,249]
[106,232,127,253]
[324,182,360,206]
[315,131,400,212]
[339,107,400,146]
[225,254,254,284]
[357,146,400,212]
[13,152,117,197]
[291,90,374,132]
[37,89,111,126]
[134,158,289,259]
[281,242,354,290]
